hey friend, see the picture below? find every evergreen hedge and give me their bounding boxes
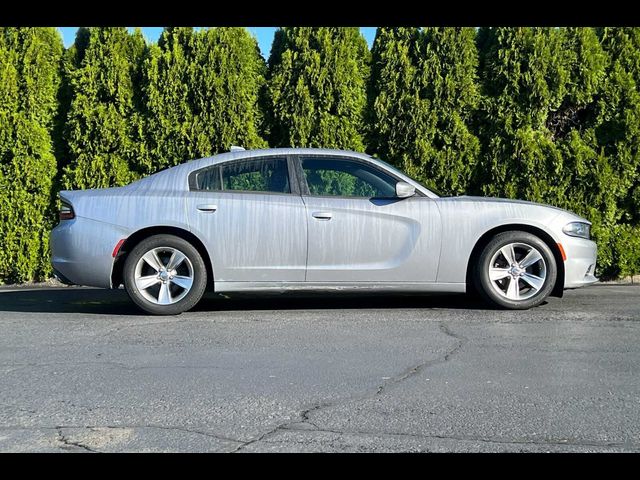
[0,26,638,283]
[0,27,62,282]
[264,27,370,150]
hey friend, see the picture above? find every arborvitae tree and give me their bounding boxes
[265,27,370,150]
[367,27,479,195]
[594,28,640,276]
[142,27,266,172]
[598,28,640,222]
[551,28,619,276]
[0,27,62,283]
[192,28,267,154]
[476,27,570,204]
[61,27,147,190]
[414,28,480,195]
[366,28,423,169]
[140,27,197,171]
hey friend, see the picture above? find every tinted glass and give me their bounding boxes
[196,157,290,193]
[301,157,397,198]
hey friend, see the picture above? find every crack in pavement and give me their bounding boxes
[376,322,466,396]
[56,426,98,453]
[15,424,243,452]
[232,321,466,452]
[233,321,635,452]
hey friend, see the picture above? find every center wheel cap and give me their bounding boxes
[509,266,524,277]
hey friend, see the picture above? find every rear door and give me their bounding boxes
[297,155,441,283]
[186,155,307,282]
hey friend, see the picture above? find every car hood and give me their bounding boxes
[436,195,589,223]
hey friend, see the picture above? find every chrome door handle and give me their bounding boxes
[312,211,332,220]
[197,204,218,212]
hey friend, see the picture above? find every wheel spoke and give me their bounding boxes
[167,250,187,271]
[520,248,543,268]
[136,275,159,291]
[142,250,164,272]
[489,267,511,281]
[157,282,172,305]
[171,275,193,290]
[500,244,516,265]
[521,273,544,291]
[505,276,520,300]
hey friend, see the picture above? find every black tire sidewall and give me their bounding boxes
[123,235,207,315]
[475,231,557,310]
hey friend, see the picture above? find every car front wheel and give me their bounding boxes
[123,234,207,315]
[474,231,557,309]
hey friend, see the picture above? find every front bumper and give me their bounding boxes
[51,216,129,289]
[562,235,598,289]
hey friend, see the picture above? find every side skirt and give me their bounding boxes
[213,282,466,294]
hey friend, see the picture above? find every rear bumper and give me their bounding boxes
[562,236,598,289]
[50,216,129,289]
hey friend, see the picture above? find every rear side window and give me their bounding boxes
[195,157,290,193]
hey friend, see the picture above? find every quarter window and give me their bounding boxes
[195,157,290,194]
[301,157,397,198]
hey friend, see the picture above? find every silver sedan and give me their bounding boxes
[51,148,598,315]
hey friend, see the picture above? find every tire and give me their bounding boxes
[123,234,208,315]
[473,231,557,310]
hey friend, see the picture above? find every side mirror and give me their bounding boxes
[395,181,415,198]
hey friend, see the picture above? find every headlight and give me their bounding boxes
[563,222,590,239]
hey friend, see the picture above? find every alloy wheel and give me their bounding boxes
[487,242,547,301]
[134,247,194,305]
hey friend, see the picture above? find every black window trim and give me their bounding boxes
[188,154,300,196]
[293,154,425,199]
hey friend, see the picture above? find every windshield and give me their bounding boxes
[372,157,443,197]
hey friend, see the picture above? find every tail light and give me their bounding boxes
[59,200,75,221]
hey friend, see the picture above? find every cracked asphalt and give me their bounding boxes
[0,283,639,452]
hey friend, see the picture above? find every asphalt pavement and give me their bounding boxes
[0,283,639,452]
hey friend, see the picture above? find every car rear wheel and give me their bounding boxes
[123,235,207,315]
[474,231,557,309]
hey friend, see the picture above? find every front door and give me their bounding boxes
[186,155,307,283]
[299,156,441,283]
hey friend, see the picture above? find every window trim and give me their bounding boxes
[188,155,300,196]
[294,155,425,199]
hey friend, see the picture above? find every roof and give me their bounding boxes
[191,147,372,164]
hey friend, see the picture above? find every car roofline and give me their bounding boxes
[196,148,438,197]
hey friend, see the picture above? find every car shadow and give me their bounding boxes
[0,287,499,315]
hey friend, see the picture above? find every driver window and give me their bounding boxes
[301,157,397,198]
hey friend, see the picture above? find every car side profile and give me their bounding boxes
[51,148,598,315]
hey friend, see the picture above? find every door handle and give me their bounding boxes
[312,211,332,220]
[197,204,218,212]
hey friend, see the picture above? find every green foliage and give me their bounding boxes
[0,27,62,283]
[475,27,640,278]
[476,27,570,203]
[367,27,479,195]
[141,27,267,172]
[61,27,147,190]
[367,28,423,172]
[2,26,640,283]
[265,27,370,150]
[611,224,640,278]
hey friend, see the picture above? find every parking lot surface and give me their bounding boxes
[0,284,638,452]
